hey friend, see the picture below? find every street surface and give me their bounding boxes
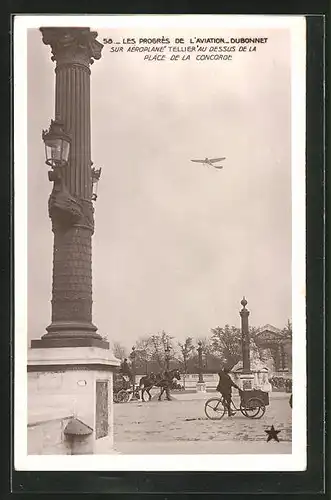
[114,391,292,454]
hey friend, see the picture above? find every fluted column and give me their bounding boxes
[32,28,107,349]
[240,297,251,373]
[55,60,91,199]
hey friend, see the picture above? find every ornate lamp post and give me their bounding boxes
[130,346,136,392]
[196,340,206,393]
[239,297,254,390]
[31,27,107,349]
[197,341,204,383]
[27,28,120,456]
[165,343,170,371]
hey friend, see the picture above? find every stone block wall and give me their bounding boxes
[28,416,72,455]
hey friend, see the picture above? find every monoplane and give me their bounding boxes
[191,157,226,169]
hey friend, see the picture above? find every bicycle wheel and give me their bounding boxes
[117,390,130,403]
[241,397,266,419]
[204,398,226,420]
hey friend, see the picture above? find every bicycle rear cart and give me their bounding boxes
[205,389,269,420]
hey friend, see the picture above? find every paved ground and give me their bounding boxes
[114,391,292,454]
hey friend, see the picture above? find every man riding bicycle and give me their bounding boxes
[217,367,242,417]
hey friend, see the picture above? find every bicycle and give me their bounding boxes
[205,390,268,420]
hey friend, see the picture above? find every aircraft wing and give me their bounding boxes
[191,159,205,163]
[209,157,226,163]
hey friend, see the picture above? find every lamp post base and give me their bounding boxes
[31,321,110,349]
[31,336,109,349]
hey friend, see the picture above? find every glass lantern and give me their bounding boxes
[42,119,71,168]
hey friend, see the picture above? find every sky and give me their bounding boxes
[27,25,292,349]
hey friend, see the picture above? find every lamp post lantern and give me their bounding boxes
[42,119,71,169]
[91,165,102,201]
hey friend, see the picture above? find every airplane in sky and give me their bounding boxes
[191,157,226,169]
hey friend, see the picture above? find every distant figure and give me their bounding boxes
[217,367,242,417]
[114,373,130,392]
[120,358,133,381]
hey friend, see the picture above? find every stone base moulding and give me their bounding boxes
[31,322,109,349]
[196,382,207,393]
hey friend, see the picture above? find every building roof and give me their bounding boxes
[254,324,287,345]
[256,324,282,335]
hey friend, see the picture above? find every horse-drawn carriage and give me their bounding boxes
[113,369,182,403]
[113,373,138,403]
[139,369,181,401]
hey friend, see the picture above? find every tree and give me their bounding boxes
[111,341,128,361]
[196,336,211,355]
[281,319,292,338]
[149,334,165,369]
[135,331,176,372]
[135,337,153,373]
[210,325,260,369]
[210,325,241,368]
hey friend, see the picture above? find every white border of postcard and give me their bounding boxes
[14,14,306,472]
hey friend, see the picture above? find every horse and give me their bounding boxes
[139,372,159,401]
[139,369,181,401]
[157,369,181,401]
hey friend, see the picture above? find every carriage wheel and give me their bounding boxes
[241,397,266,419]
[117,390,130,403]
[204,398,226,420]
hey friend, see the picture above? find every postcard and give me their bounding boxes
[14,14,306,471]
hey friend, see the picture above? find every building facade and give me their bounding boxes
[254,324,292,376]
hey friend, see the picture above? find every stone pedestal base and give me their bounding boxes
[28,345,120,455]
[196,382,207,392]
[239,373,255,391]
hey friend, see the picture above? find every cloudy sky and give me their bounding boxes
[27,24,292,349]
